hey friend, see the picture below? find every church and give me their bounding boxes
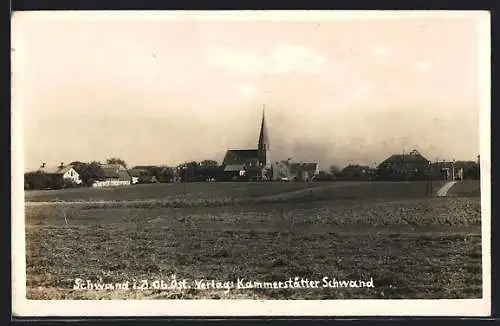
[221,110,272,181]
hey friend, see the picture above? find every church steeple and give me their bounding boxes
[258,106,271,169]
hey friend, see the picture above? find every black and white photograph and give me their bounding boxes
[11,10,491,316]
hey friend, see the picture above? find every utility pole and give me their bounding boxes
[428,161,432,197]
[452,159,456,181]
[182,166,187,196]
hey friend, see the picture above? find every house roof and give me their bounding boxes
[223,164,246,172]
[101,164,126,170]
[225,149,259,159]
[117,170,132,181]
[223,149,260,166]
[102,168,131,179]
[380,152,430,166]
[128,168,150,177]
[39,165,75,175]
[100,163,131,179]
[102,168,120,178]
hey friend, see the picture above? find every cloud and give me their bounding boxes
[205,43,326,75]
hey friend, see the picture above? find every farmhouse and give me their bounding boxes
[222,110,272,181]
[25,162,83,189]
[92,164,134,187]
[38,162,82,185]
[377,150,431,180]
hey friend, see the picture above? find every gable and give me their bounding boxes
[62,168,79,177]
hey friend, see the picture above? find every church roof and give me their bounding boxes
[225,149,258,159]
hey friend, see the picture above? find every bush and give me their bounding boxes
[63,179,80,188]
[51,177,65,190]
[24,171,53,190]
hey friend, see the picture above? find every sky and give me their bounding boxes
[12,11,488,171]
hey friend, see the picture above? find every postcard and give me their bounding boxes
[11,10,491,317]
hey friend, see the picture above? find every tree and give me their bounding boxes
[315,170,335,181]
[78,161,105,186]
[200,160,219,168]
[177,161,199,182]
[135,165,162,181]
[329,165,341,176]
[106,157,127,168]
[24,171,52,190]
[159,167,175,183]
[70,161,86,171]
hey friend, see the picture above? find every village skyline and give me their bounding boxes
[13,12,483,171]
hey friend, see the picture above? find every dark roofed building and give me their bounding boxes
[377,150,431,180]
[93,163,133,187]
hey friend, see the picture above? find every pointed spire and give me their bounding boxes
[258,104,269,147]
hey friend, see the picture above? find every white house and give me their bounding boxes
[39,163,82,185]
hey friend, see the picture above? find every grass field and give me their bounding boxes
[25,181,448,208]
[24,180,482,300]
[446,180,482,197]
[25,181,330,202]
